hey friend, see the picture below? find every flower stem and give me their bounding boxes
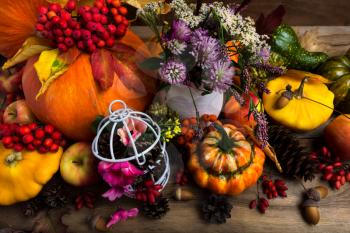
[195,0,202,15]
[188,87,200,130]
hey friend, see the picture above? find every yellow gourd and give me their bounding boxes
[0,143,63,205]
[263,70,334,131]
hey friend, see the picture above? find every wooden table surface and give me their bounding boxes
[1,26,350,233]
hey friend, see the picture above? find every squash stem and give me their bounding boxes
[213,123,235,153]
[294,76,309,98]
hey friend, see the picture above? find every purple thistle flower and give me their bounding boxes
[170,20,192,42]
[253,110,269,148]
[258,47,271,63]
[206,59,234,92]
[190,29,222,68]
[166,39,187,55]
[159,59,187,84]
[242,68,252,94]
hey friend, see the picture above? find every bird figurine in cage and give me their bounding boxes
[92,100,170,202]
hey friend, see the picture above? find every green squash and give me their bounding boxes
[270,24,329,71]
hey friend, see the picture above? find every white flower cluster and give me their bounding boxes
[210,3,270,61]
[169,0,209,28]
[168,0,270,61]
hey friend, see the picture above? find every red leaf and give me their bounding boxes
[57,46,81,64]
[256,5,286,35]
[91,49,115,90]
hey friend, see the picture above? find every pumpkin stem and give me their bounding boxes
[5,152,22,166]
[295,77,309,99]
[213,123,235,153]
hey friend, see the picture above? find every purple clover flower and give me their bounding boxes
[190,29,221,69]
[159,59,187,84]
[170,20,192,42]
[206,59,234,92]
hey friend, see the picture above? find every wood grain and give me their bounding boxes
[1,26,350,233]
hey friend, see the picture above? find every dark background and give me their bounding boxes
[191,0,350,25]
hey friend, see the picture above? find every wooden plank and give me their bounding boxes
[1,26,350,233]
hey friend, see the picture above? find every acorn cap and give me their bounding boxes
[314,185,328,199]
[174,187,194,201]
[302,199,320,208]
[306,188,321,201]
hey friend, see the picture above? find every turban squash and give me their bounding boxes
[0,143,63,205]
[22,31,158,141]
[188,123,265,195]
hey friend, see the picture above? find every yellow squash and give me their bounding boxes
[263,70,334,131]
[0,143,63,205]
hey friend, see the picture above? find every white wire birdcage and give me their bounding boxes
[91,100,170,192]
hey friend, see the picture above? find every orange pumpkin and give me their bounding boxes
[22,31,157,141]
[0,0,47,57]
[188,123,265,195]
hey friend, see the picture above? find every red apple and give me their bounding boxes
[60,142,99,186]
[223,92,261,128]
[324,115,350,161]
[3,99,36,124]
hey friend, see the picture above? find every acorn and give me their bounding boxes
[275,85,293,109]
[90,215,108,232]
[174,187,195,201]
[302,199,320,225]
[314,185,328,199]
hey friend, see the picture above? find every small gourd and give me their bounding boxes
[188,123,265,195]
[0,143,63,205]
[263,70,334,131]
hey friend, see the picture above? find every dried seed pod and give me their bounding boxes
[90,215,108,232]
[174,187,194,201]
[303,206,320,225]
[314,185,328,199]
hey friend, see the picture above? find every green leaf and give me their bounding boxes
[91,115,104,134]
[139,57,163,70]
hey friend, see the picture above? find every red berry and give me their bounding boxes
[92,35,100,43]
[81,30,91,40]
[39,146,48,154]
[249,200,257,209]
[91,7,99,14]
[324,165,334,173]
[77,40,85,50]
[49,3,61,13]
[52,16,61,24]
[94,1,104,9]
[122,18,129,26]
[82,12,92,22]
[86,22,97,31]
[47,11,57,19]
[33,139,42,146]
[14,144,24,152]
[60,10,72,21]
[69,19,79,29]
[43,138,54,148]
[45,22,53,30]
[97,40,105,48]
[318,163,326,171]
[107,24,116,34]
[338,169,345,176]
[346,172,350,182]
[36,24,44,31]
[38,6,48,15]
[114,14,122,24]
[12,136,20,143]
[19,126,31,136]
[54,29,63,36]
[106,0,113,3]
[111,0,121,7]
[118,6,128,16]
[101,7,109,15]
[65,0,76,12]
[92,13,101,22]
[52,132,62,140]
[87,44,97,53]
[26,144,35,151]
[334,180,341,190]
[100,15,108,24]
[44,125,55,135]
[101,31,110,40]
[279,190,287,197]
[50,143,59,152]
[115,24,126,37]
[341,176,346,185]
[64,28,73,37]
[72,30,81,39]
[38,15,48,24]
[110,8,118,15]
[2,136,12,145]
[64,37,74,47]
[106,38,115,47]
[4,143,14,149]
[322,172,333,181]
[334,162,343,168]
[35,129,45,139]
[60,20,68,29]
[28,123,38,131]
[22,134,34,144]
[58,43,68,52]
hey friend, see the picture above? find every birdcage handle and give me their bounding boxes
[108,100,129,123]
[135,153,147,165]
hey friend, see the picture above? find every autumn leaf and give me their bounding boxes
[3,37,51,70]
[46,0,68,6]
[34,47,81,98]
[91,49,115,90]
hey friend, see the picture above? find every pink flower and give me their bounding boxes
[106,208,139,228]
[117,118,147,146]
[98,161,143,201]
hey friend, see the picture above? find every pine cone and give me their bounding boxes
[201,194,233,224]
[141,196,169,219]
[97,130,125,159]
[41,181,68,209]
[269,125,319,181]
